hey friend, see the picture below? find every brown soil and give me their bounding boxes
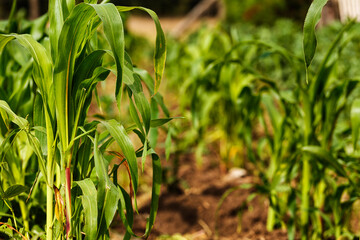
[111,152,289,240]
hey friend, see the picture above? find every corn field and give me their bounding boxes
[1,0,360,239]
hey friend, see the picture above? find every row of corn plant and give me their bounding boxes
[0,0,171,239]
[166,0,360,238]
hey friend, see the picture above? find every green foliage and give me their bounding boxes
[0,0,170,239]
[223,0,311,25]
[166,1,360,239]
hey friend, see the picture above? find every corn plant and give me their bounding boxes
[248,1,360,238]
[165,0,360,238]
[0,0,169,239]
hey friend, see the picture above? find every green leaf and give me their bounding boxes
[54,3,97,152]
[26,132,49,186]
[129,98,144,136]
[75,179,97,240]
[141,141,147,172]
[303,0,329,69]
[134,92,151,135]
[150,118,177,128]
[49,0,64,59]
[0,100,28,129]
[117,7,166,94]
[116,152,161,239]
[118,186,133,240]
[351,99,360,150]
[302,146,347,177]
[34,93,48,156]
[102,120,138,204]
[144,152,162,237]
[309,21,355,103]
[165,127,172,161]
[91,3,125,112]
[73,50,106,94]
[0,33,55,131]
[2,185,28,199]
[93,133,120,237]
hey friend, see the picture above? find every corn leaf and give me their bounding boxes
[144,152,162,237]
[93,133,120,237]
[73,50,106,93]
[0,34,55,129]
[34,93,48,156]
[351,99,360,150]
[91,3,125,111]
[101,120,138,205]
[303,0,328,69]
[49,0,64,59]
[302,146,346,177]
[129,98,144,137]
[117,7,166,94]
[116,152,161,238]
[309,21,355,103]
[0,100,28,129]
[75,179,97,240]
[54,3,97,151]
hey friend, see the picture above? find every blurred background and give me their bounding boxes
[0,0,339,25]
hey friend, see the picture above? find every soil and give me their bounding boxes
[111,152,289,240]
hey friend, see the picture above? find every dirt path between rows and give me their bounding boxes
[110,152,289,240]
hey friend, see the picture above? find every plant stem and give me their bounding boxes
[301,157,310,240]
[301,91,312,240]
[65,165,72,239]
[45,109,55,240]
[18,200,30,239]
[314,179,325,238]
[266,195,276,231]
[46,183,53,240]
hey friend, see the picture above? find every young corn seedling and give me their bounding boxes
[0,0,170,239]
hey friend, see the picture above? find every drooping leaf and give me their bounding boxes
[144,152,162,237]
[303,0,329,69]
[101,120,138,201]
[91,3,125,111]
[117,7,166,93]
[116,152,161,239]
[302,146,347,177]
[0,100,28,129]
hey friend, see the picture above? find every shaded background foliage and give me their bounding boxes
[0,0,319,24]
